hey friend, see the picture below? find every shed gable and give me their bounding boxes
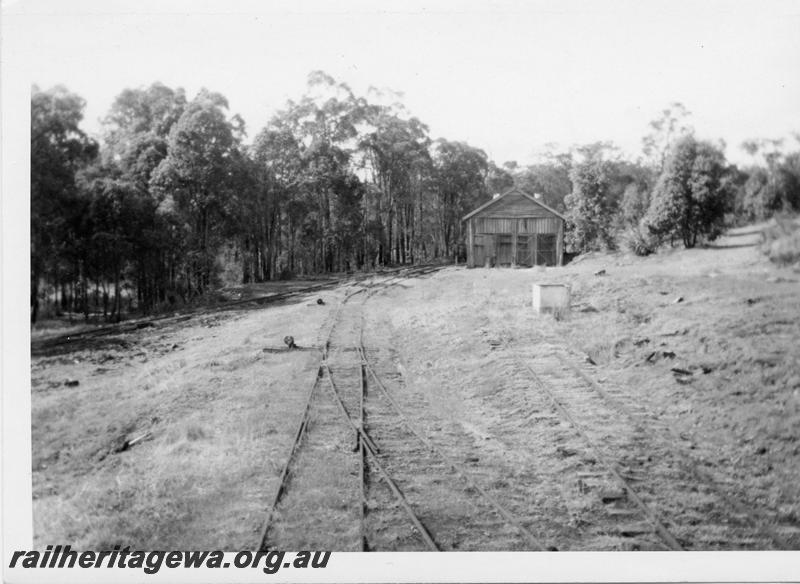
[474,192,554,218]
[462,188,566,222]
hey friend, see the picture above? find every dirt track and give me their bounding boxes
[30,227,800,550]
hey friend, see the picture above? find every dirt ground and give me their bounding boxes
[29,225,800,550]
[367,225,800,549]
[30,293,334,549]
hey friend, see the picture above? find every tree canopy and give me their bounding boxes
[563,143,619,252]
[29,78,800,321]
[644,135,731,248]
[31,85,98,322]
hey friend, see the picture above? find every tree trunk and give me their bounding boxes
[31,274,39,324]
[242,236,251,284]
[202,206,210,293]
[82,266,89,322]
[113,266,121,323]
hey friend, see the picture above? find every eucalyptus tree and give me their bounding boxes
[95,83,191,311]
[486,162,515,196]
[252,71,368,275]
[642,102,694,172]
[513,145,573,213]
[30,85,98,322]
[431,139,489,258]
[359,106,432,265]
[150,89,244,295]
[78,175,144,320]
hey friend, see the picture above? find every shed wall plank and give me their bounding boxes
[465,192,565,267]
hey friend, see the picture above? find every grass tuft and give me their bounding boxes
[185,424,208,441]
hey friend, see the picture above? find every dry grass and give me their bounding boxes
[548,238,800,522]
[31,227,800,549]
[371,223,800,547]
[31,291,335,550]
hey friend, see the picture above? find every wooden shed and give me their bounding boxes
[463,188,566,268]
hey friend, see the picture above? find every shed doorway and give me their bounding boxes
[512,234,557,266]
[472,235,486,266]
[516,235,532,266]
[497,234,513,265]
[535,234,557,266]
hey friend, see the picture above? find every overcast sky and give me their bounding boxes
[4,0,800,165]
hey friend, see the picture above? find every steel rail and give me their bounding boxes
[363,266,446,300]
[357,346,548,551]
[553,353,790,549]
[35,280,341,350]
[258,283,365,551]
[258,368,322,551]
[358,357,369,551]
[322,362,439,551]
[518,359,684,551]
[35,263,442,351]
[257,267,446,551]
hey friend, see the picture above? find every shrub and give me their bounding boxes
[761,215,800,266]
[622,224,658,256]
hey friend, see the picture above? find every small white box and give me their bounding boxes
[532,283,571,314]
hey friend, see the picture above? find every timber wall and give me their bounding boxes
[465,193,564,268]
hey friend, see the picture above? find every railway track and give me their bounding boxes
[33,280,335,349]
[259,265,553,551]
[357,344,549,550]
[258,267,440,550]
[258,264,786,551]
[507,340,789,550]
[32,263,447,356]
[551,351,795,549]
